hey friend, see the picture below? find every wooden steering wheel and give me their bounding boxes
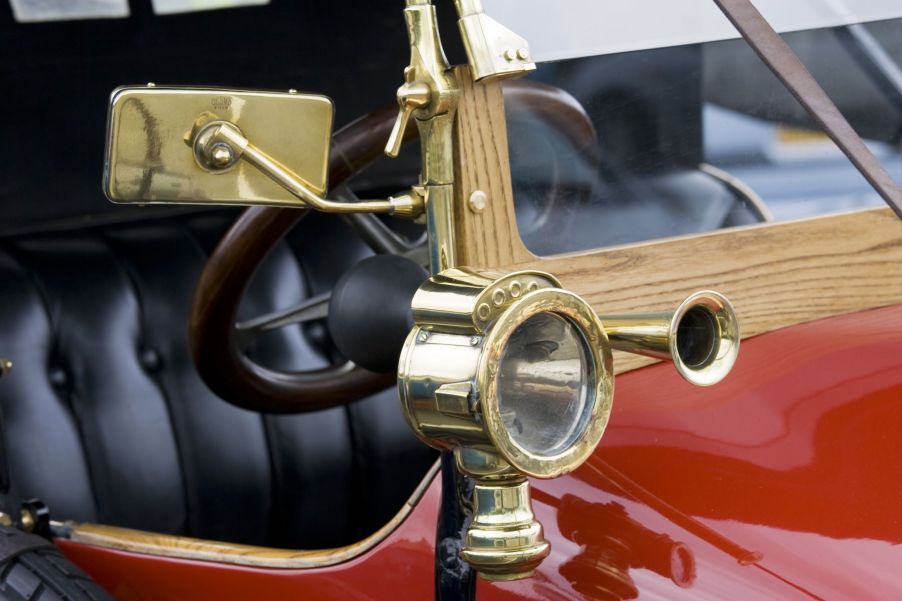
[189,82,600,414]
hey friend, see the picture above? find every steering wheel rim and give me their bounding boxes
[190,84,601,414]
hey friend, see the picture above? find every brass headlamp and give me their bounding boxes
[398,269,739,580]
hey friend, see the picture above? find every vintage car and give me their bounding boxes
[1,0,901,599]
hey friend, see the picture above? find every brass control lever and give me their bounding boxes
[385,67,431,158]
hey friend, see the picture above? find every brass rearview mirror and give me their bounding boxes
[103,86,334,207]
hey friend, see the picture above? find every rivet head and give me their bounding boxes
[0,512,10,527]
[146,82,156,88]
[418,331,430,343]
[527,281,540,292]
[504,49,517,61]
[288,88,298,94]
[209,143,235,168]
[492,289,506,306]
[470,336,480,346]
[517,48,530,60]
[0,359,11,377]
[468,190,487,213]
[509,281,522,298]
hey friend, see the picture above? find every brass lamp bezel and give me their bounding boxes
[476,288,614,479]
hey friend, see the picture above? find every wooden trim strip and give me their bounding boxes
[65,461,440,569]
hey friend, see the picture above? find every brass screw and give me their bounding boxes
[516,48,530,61]
[0,359,11,378]
[19,509,34,533]
[146,82,156,88]
[209,143,235,168]
[504,49,517,62]
[468,190,487,213]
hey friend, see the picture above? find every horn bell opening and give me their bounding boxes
[669,291,740,386]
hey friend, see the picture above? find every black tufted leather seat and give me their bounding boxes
[0,210,436,549]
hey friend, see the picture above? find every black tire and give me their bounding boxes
[0,528,111,601]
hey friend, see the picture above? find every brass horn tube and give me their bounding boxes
[598,291,740,386]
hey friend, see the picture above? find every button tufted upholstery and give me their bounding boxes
[0,210,436,549]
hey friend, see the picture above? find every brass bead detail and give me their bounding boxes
[477,303,492,321]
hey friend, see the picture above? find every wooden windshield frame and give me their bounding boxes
[452,70,902,376]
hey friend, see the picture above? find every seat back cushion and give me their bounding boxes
[0,211,435,548]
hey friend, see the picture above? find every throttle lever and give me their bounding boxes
[385,68,431,158]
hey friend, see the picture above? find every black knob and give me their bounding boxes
[328,254,428,373]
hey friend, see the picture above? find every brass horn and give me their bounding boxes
[599,291,740,386]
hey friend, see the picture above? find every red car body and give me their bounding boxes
[60,304,902,600]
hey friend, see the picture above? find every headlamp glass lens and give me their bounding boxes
[497,312,593,456]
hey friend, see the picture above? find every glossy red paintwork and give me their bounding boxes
[59,304,902,600]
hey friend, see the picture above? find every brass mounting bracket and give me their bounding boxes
[453,0,536,82]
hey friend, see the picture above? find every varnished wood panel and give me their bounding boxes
[452,66,533,267]
[452,74,902,375]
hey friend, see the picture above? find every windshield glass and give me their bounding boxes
[494,3,902,255]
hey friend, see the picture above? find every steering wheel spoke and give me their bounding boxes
[234,291,331,350]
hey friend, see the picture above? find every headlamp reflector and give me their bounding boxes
[478,288,613,478]
[497,312,594,457]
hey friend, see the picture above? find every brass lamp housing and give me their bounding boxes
[398,268,614,478]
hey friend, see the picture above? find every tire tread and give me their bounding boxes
[0,545,111,601]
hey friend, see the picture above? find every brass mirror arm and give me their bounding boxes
[199,122,425,218]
